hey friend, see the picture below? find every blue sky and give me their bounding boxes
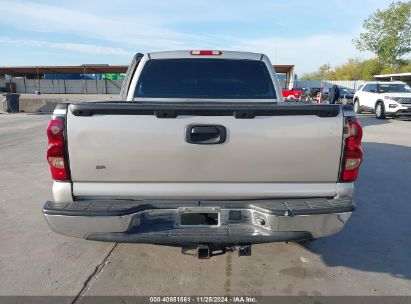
[0,0,395,74]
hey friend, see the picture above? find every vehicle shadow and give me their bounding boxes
[301,142,411,280]
[357,115,392,127]
[357,115,411,127]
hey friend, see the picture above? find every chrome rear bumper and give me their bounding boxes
[43,198,354,244]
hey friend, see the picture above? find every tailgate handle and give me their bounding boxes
[186,124,226,145]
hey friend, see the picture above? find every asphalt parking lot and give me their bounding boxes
[0,112,410,299]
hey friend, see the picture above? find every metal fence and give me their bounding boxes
[294,80,367,90]
[0,78,370,95]
[0,78,123,94]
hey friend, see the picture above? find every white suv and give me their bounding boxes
[353,81,411,119]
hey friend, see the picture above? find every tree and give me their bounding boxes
[333,59,362,80]
[299,58,410,81]
[359,59,384,80]
[318,64,333,79]
[353,1,411,66]
[300,72,321,81]
[300,64,333,80]
[399,61,411,72]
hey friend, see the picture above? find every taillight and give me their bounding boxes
[190,50,222,55]
[340,118,363,182]
[46,118,68,180]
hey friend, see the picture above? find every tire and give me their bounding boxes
[375,102,386,119]
[353,99,362,114]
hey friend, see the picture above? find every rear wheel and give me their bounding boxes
[375,102,386,119]
[354,99,361,114]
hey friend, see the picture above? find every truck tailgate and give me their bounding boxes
[66,103,343,189]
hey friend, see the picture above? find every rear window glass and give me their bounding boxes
[134,59,276,99]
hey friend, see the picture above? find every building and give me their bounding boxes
[374,72,411,86]
[0,64,295,94]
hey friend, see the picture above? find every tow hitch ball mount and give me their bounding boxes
[182,244,252,259]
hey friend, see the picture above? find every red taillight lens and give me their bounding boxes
[46,118,68,180]
[190,50,222,55]
[340,119,363,182]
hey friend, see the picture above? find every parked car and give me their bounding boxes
[282,88,303,100]
[339,87,355,102]
[43,50,363,258]
[309,87,322,98]
[317,86,355,104]
[353,81,411,119]
[294,87,311,101]
[282,87,311,101]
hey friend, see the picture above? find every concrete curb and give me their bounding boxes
[19,98,61,113]
[2,94,121,113]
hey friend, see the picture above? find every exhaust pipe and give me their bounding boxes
[182,244,251,258]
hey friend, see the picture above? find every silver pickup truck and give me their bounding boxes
[43,50,363,257]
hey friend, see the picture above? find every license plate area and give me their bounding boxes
[178,207,220,227]
[180,213,219,226]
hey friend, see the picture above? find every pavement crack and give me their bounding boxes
[71,243,119,304]
[224,251,233,296]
